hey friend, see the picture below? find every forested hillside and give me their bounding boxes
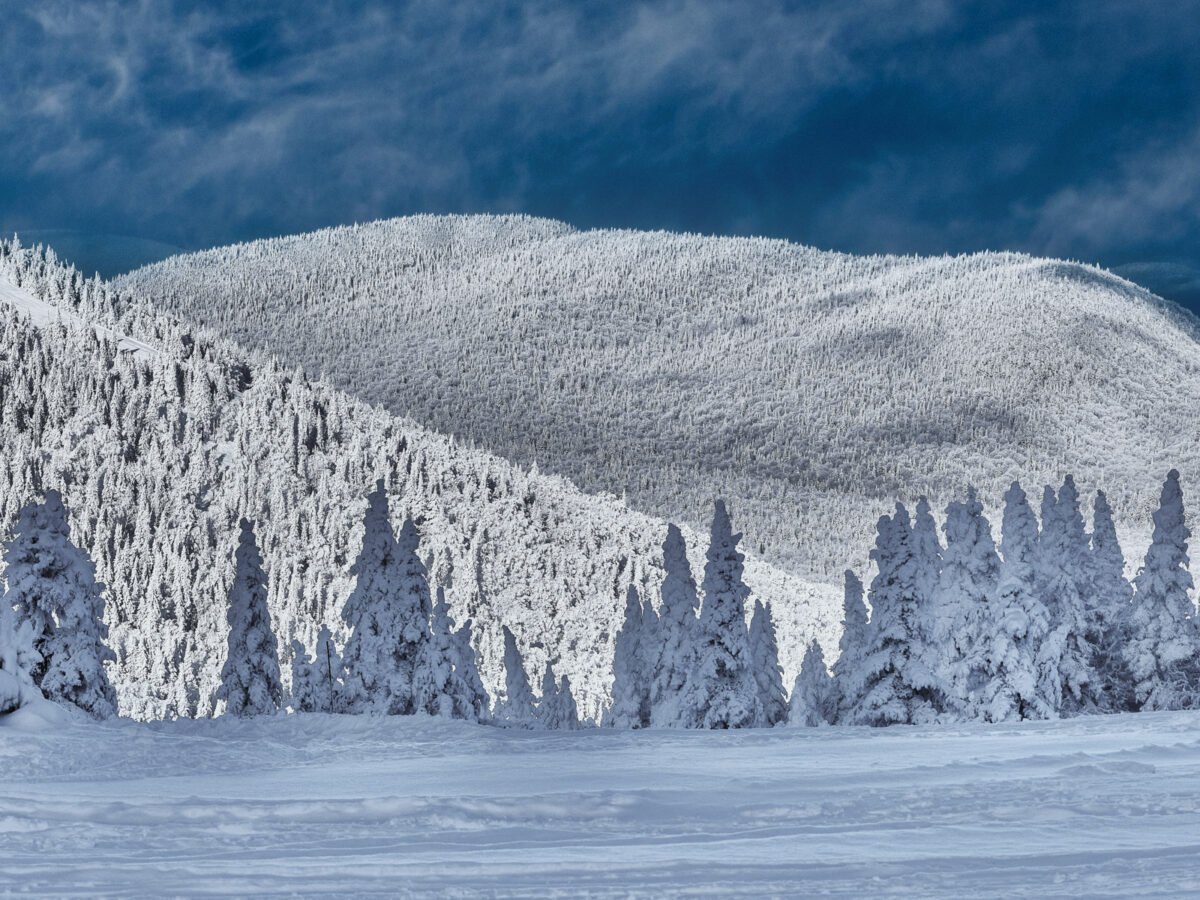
[119,215,1200,580]
[0,240,832,720]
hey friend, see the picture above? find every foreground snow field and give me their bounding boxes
[4,709,1200,898]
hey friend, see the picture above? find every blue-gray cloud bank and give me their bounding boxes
[2,1,1199,306]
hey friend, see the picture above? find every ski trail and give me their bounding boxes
[0,270,160,359]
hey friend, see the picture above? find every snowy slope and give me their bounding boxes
[0,243,834,722]
[0,268,158,358]
[119,216,1200,581]
[5,707,1200,897]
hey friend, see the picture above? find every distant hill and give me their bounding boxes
[121,215,1200,580]
[0,240,830,721]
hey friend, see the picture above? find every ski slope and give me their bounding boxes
[4,705,1200,897]
[0,270,158,358]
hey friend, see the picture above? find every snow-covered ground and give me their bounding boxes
[4,707,1200,897]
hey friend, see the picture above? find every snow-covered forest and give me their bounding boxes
[0,238,830,722]
[118,215,1200,583]
[6,229,1200,729]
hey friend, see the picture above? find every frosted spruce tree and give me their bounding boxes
[649,523,700,727]
[847,505,949,726]
[980,482,1055,721]
[831,569,869,722]
[1037,477,1099,715]
[1090,490,1135,711]
[3,490,116,719]
[788,639,834,726]
[216,520,282,717]
[1124,470,1200,710]
[340,482,433,715]
[0,597,38,716]
[607,585,651,727]
[678,501,761,729]
[935,488,1001,718]
[420,588,486,719]
[912,496,943,614]
[498,625,537,727]
[453,618,491,721]
[537,660,580,729]
[749,600,787,726]
[290,625,341,713]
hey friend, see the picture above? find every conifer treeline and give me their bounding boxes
[5,469,1199,729]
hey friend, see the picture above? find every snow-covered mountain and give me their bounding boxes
[0,241,833,721]
[119,215,1200,581]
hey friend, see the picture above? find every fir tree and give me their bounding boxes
[979,482,1055,721]
[935,487,1001,719]
[847,505,949,726]
[216,520,282,717]
[453,618,491,722]
[537,660,580,729]
[678,500,761,729]
[0,597,39,716]
[290,624,339,713]
[607,585,651,727]
[1124,470,1200,710]
[3,490,116,719]
[831,569,869,723]
[748,600,787,726]
[912,496,943,612]
[499,625,537,727]
[788,639,834,726]
[649,523,700,727]
[420,588,486,719]
[1090,490,1135,711]
[340,482,433,715]
[1037,476,1100,714]
[290,639,317,712]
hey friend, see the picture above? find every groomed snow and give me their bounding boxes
[4,709,1200,897]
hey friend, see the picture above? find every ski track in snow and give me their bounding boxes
[0,271,159,358]
[4,708,1200,897]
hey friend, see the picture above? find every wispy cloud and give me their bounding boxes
[1,0,1198,302]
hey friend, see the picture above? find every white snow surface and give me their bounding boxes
[0,269,158,358]
[4,709,1200,897]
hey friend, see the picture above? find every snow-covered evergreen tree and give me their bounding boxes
[748,600,787,726]
[0,598,39,716]
[498,625,537,727]
[537,660,580,729]
[912,495,943,611]
[290,639,317,713]
[847,505,949,726]
[420,587,487,719]
[607,585,651,728]
[649,523,700,727]
[3,490,116,719]
[1124,470,1200,710]
[340,482,433,715]
[935,488,1001,719]
[979,481,1055,721]
[215,520,282,717]
[678,501,761,729]
[1037,476,1100,715]
[290,625,339,713]
[831,569,869,723]
[453,618,491,722]
[1090,490,1135,712]
[788,639,834,726]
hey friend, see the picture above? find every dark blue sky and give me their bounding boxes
[3,1,1199,306]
